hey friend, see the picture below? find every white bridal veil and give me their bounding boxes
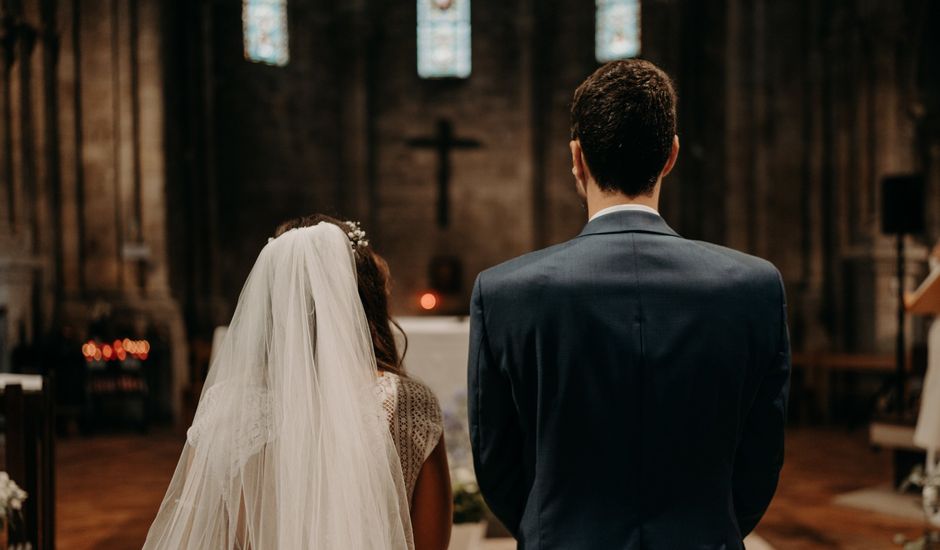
[144,223,414,549]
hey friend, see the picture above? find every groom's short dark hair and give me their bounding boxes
[571,59,677,197]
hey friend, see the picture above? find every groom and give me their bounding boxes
[468,59,789,549]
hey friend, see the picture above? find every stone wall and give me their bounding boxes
[714,0,938,353]
[172,0,940,353]
[0,0,187,419]
[3,0,939,399]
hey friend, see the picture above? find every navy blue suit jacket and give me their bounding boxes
[468,211,790,549]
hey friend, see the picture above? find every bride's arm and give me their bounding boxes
[410,435,452,550]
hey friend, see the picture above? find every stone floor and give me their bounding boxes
[55,427,925,549]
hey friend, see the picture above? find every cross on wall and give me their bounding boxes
[406,119,482,228]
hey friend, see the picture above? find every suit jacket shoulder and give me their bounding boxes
[478,233,783,307]
[688,239,785,305]
[476,240,578,300]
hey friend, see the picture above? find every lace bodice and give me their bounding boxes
[186,373,443,504]
[375,372,444,501]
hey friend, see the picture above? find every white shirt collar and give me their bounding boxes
[589,204,660,222]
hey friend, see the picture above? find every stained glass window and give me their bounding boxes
[417,0,471,79]
[596,0,641,63]
[243,0,289,66]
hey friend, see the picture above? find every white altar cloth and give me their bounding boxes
[396,316,471,409]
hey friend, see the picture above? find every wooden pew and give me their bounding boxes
[791,352,911,424]
[0,375,55,550]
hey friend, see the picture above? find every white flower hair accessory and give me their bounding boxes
[344,221,370,251]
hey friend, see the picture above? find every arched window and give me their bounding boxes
[243,0,290,66]
[417,0,472,79]
[596,0,641,63]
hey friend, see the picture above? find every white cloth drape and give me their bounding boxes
[916,258,940,451]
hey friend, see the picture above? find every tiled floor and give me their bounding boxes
[55,427,924,549]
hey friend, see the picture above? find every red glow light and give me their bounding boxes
[419,293,438,311]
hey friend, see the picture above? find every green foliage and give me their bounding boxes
[453,477,488,524]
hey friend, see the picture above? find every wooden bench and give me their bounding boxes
[791,352,911,424]
[0,374,55,550]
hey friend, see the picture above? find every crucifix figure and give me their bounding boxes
[407,119,481,228]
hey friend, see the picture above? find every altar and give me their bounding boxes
[396,316,470,410]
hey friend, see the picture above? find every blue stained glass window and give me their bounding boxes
[243,0,289,66]
[417,0,471,79]
[596,0,641,63]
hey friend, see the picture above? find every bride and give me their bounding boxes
[143,215,452,549]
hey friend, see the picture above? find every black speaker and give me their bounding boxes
[882,174,925,235]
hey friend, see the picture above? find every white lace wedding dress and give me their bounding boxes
[144,223,428,549]
[377,372,444,500]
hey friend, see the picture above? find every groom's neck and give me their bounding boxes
[585,180,661,219]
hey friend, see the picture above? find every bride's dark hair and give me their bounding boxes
[274,214,407,375]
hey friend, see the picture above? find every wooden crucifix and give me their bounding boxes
[407,119,481,228]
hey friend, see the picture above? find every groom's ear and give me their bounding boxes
[660,135,680,179]
[570,139,588,198]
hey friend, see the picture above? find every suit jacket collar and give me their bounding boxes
[577,210,681,238]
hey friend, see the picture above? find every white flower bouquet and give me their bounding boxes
[0,472,26,520]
